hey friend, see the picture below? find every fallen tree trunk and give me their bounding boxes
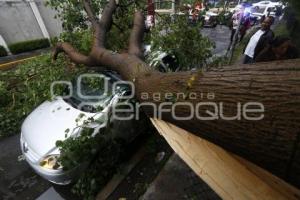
[53,0,300,187]
[134,60,300,187]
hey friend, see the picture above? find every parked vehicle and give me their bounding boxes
[202,11,219,28]
[250,4,277,21]
[252,1,283,9]
[20,71,140,185]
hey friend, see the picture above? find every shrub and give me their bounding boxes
[8,38,50,54]
[0,45,8,57]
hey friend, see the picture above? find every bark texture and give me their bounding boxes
[134,61,300,187]
[53,0,300,187]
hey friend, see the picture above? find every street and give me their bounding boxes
[0,134,52,200]
[201,25,231,56]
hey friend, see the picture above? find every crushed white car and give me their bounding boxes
[20,71,139,185]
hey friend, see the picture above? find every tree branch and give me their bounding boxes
[52,42,94,66]
[82,0,98,28]
[97,0,117,48]
[82,0,102,48]
[129,11,145,58]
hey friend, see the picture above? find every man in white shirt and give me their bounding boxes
[243,16,275,64]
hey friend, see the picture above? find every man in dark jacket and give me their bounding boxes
[243,16,275,64]
[255,36,299,62]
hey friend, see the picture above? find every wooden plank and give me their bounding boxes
[150,118,300,200]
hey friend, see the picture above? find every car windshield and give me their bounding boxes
[63,75,113,112]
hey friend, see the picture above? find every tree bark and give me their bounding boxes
[52,0,300,187]
[132,60,300,187]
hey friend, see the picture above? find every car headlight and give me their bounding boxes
[39,155,63,170]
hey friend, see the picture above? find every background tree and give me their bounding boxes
[47,0,147,52]
[150,14,214,70]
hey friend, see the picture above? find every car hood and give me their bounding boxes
[21,98,102,157]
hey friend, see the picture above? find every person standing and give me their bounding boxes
[255,36,299,62]
[230,7,244,43]
[239,13,251,42]
[243,16,275,64]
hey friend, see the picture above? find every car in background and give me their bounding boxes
[252,1,283,9]
[252,1,271,9]
[20,71,140,185]
[250,4,277,21]
[202,11,219,28]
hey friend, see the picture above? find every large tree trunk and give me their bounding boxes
[53,0,300,187]
[133,60,300,187]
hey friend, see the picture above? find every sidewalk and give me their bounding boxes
[0,48,50,65]
[0,48,51,71]
[141,154,220,200]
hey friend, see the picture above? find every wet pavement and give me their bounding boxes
[141,154,221,200]
[201,25,231,57]
[0,134,51,200]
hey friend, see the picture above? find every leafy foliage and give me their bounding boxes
[0,45,8,57]
[217,10,232,26]
[150,14,214,70]
[45,0,103,31]
[71,140,121,199]
[56,127,106,170]
[8,38,50,54]
[0,54,84,138]
[46,0,147,53]
[55,122,122,200]
[46,0,215,70]
[52,29,94,55]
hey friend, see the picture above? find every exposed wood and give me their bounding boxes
[150,118,300,200]
[234,156,300,200]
